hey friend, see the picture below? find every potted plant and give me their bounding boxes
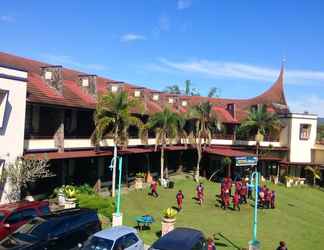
[64,185,77,209]
[53,185,66,206]
[285,176,294,188]
[161,208,177,236]
[135,172,145,190]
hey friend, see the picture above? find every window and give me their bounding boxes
[83,236,114,250]
[5,212,22,224]
[152,94,159,101]
[134,90,141,97]
[111,85,119,93]
[22,209,38,220]
[168,97,174,104]
[0,89,8,129]
[300,124,311,140]
[182,100,188,107]
[82,78,89,87]
[192,238,207,250]
[45,71,52,80]
[123,233,138,248]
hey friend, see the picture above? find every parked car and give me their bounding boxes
[149,228,207,250]
[0,200,50,240]
[81,225,144,250]
[0,208,101,250]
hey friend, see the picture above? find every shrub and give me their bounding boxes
[75,184,95,195]
[76,193,115,220]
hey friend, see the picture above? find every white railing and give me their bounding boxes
[24,138,282,151]
[24,139,56,151]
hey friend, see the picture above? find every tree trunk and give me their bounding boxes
[195,143,202,182]
[161,145,165,182]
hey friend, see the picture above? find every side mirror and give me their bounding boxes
[78,243,83,249]
[4,224,10,229]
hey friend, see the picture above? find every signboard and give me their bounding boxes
[235,156,258,166]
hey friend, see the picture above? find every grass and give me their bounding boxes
[121,177,324,250]
[77,193,115,221]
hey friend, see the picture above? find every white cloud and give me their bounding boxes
[120,33,146,42]
[0,15,15,22]
[153,58,324,86]
[41,54,109,72]
[288,95,324,117]
[177,0,192,10]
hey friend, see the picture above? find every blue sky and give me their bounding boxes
[1,0,324,116]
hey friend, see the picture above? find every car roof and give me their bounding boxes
[0,200,48,213]
[151,228,204,250]
[40,208,96,220]
[94,226,137,241]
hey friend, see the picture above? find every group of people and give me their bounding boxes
[219,177,276,211]
[258,185,276,209]
[220,177,248,210]
[150,180,204,211]
[150,177,276,212]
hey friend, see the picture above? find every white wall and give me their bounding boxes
[0,66,27,203]
[285,113,318,163]
[0,67,27,162]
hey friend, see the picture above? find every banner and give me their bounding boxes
[235,156,258,166]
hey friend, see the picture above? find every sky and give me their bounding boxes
[1,0,324,116]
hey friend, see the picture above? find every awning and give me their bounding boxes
[204,146,255,157]
[24,150,113,160]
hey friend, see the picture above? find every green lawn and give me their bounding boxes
[121,176,324,250]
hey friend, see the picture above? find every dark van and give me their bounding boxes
[0,208,101,250]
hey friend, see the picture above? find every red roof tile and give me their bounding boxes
[0,52,289,121]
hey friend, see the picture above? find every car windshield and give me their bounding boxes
[12,217,48,242]
[0,212,6,222]
[82,236,114,250]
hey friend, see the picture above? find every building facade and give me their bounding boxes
[0,52,323,201]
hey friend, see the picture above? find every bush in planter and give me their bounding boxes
[135,172,145,178]
[75,183,95,195]
[163,208,177,219]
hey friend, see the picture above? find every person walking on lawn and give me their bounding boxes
[196,182,204,205]
[276,241,288,250]
[150,179,159,198]
[233,191,240,211]
[240,180,248,204]
[271,190,276,209]
[176,190,184,211]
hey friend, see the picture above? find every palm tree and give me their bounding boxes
[305,166,321,186]
[92,91,144,197]
[207,87,220,98]
[146,107,185,182]
[164,85,181,94]
[189,101,218,181]
[239,104,282,170]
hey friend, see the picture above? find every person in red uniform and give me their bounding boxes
[176,190,184,211]
[223,189,230,210]
[240,181,248,204]
[227,177,233,196]
[233,191,240,211]
[207,237,216,250]
[196,183,204,205]
[235,180,242,193]
[150,179,159,198]
[265,188,272,209]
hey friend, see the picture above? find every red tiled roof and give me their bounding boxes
[0,52,289,121]
[212,106,239,124]
[204,146,255,157]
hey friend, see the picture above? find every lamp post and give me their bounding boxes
[248,170,260,250]
[109,148,123,227]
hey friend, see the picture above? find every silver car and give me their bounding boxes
[81,225,144,250]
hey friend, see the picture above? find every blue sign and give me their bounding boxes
[235,156,258,166]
